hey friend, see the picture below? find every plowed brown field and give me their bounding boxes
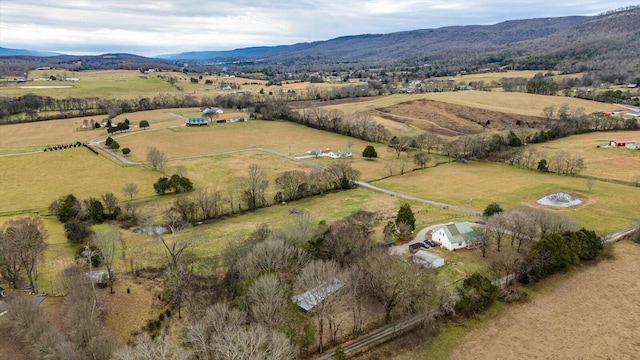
[373,99,546,136]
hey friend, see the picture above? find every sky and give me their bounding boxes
[1,1,637,57]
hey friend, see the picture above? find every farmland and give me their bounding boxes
[449,240,640,360]
[1,80,639,358]
[372,160,640,234]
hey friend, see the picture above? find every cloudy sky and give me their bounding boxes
[1,1,637,56]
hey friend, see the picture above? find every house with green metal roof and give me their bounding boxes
[431,221,481,251]
[186,117,208,126]
[324,148,352,159]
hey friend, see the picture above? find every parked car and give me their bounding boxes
[427,240,436,247]
[421,241,431,249]
[409,242,423,253]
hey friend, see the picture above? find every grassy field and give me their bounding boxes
[425,91,617,117]
[115,119,370,161]
[119,187,470,269]
[0,69,366,101]
[373,160,640,234]
[528,130,640,183]
[0,148,160,214]
[432,70,587,86]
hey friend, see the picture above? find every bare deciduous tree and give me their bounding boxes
[484,212,510,252]
[115,333,190,360]
[413,152,431,168]
[365,250,435,323]
[183,302,296,359]
[122,182,139,201]
[488,247,521,288]
[2,218,47,293]
[275,170,309,202]
[157,228,198,270]
[327,159,361,189]
[241,164,269,210]
[235,238,308,282]
[247,273,288,329]
[296,259,343,353]
[146,147,167,171]
[101,192,119,218]
[91,226,119,294]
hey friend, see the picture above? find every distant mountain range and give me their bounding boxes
[157,15,589,62]
[0,47,60,57]
[1,6,638,79]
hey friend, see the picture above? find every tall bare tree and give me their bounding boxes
[115,333,190,360]
[241,164,269,210]
[275,170,309,202]
[2,218,47,293]
[247,273,288,330]
[484,212,510,252]
[0,226,23,288]
[101,192,119,219]
[365,250,435,323]
[122,182,139,201]
[91,226,119,294]
[146,147,167,171]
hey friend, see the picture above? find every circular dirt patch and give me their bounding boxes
[536,192,582,208]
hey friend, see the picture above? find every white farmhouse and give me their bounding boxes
[324,148,352,159]
[432,222,481,251]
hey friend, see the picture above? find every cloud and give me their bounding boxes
[0,0,636,56]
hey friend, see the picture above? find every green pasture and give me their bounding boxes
[119,188,468,269]
[0,148,159,214]
[115,120,370,161]
[374,160,640,234]
[528,130,640,183]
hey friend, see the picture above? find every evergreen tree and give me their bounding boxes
[362,145,378,160]
[395,203,416,232]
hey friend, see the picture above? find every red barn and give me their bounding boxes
[609,140,636,147]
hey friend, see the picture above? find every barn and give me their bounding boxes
[609,140,636,147]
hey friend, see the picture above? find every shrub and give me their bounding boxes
[105,137,114,147]
[456,273,499,317]
[64,219,93,244]
[121,147,131,155]
[483,202,503,217]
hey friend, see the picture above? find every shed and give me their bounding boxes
[291,279,343,312]
[432,222,481,251]
[625,143,640,150]
[186,117,208,126]
[413,250,445,268]
[216,119,227,123]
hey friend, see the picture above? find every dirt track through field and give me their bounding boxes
[450,241,640,360]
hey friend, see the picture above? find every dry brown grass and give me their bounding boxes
[449,241,640,360]
[529,130,640,183]
[99,276,163,343]
[117,119,370,161]
[373,99,545,136]
[426,91,617,117]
